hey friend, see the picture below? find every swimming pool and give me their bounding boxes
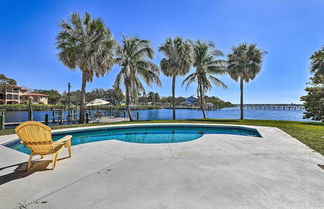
[5,124,262,154]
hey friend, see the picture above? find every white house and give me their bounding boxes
[182,96,198,106]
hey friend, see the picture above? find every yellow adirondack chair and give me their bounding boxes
[15,121,72,171]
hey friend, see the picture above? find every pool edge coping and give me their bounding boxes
[0,123,267,145]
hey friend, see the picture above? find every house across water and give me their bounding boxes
[182,96,198,106]
[0,86,49,105]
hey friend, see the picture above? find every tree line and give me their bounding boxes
[0,74,17,90]
[301,46,324,121]
[61,89,233,110]
[56,12,265,123]
[0,74,232,109]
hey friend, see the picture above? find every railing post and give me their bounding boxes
[67,82,71,121]
[52,110,55,123]
[60,109,64,124]
[71,109,74,121]
[28,105,33,121]
[124,111,126,118]
[136,112,139,121]
[86,113,89,124]
[0,111,5,130]
[58,111,62,125]
[45,114,49,125]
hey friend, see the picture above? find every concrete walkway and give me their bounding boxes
[0,124,323,209]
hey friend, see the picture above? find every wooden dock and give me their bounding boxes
[4,117,129,129]
[239,104,305,111]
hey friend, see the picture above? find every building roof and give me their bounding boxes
[185,96,198,102]
[22,93,49,97]
[182,96,198,105]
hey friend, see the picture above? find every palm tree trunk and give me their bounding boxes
[240,78,244,120]
[79,72,87,124]
[172,75,176,120]
[199,82,206,119]
[126,82,134,121]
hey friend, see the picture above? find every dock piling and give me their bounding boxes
[52,110,55,123]
[0,111,5,130]
[45,114,49,125]
[86,113,89,124]
[28,106,33,121]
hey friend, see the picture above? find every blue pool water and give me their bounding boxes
[5,125,261,154]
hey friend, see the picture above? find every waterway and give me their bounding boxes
[3,107,315,123]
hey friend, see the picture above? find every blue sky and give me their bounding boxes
[0,0,323,104]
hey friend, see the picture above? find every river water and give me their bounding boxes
[3,107,315,123]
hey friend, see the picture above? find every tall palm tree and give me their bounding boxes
[227,43,265,120]
[159,37,192,120]
[56,12,115,123]
[310,46,324,77]
[114,36,161,121]
[182,40,227,119]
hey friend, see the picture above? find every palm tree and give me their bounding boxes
[310,46,324,77]
[56,12,115,123]
[114,36,161,121]
[148,91,155,103]
[159,37,192,120]
[182,40,227,119]
[227,43,265,120]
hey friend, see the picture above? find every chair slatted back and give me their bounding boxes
[15,121,54,154]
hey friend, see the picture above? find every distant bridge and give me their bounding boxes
[233,104,305,111]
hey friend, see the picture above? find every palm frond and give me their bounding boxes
[183,39,227,94]
[182,73,197,90]
[209,75,228,89]
[159,37,193,77]
[227,43,265,83]
[114,36,161,102]
[56,12,115,82]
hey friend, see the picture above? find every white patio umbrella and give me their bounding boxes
[86,99,110,120]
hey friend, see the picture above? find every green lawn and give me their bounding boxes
[1,119,324,155]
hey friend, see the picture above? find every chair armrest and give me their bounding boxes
[56,135,72,143]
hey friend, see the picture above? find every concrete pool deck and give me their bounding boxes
[0,123,323,209]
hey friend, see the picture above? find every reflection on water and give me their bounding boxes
[134,108,314,122]
[3,107,315,122]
